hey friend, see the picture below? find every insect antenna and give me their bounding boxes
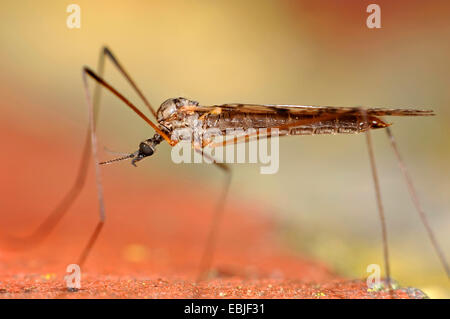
[100,152,137,166]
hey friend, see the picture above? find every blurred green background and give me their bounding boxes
[0,0,449,297]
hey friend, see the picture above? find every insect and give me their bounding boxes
[9,47,448,288]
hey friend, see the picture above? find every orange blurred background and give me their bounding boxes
[0,0,449,297]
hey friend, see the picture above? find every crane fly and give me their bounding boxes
[100,98,429,166]
[8,47,449,292]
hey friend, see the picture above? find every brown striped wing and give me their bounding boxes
[192,103,434,117]
[190,103,433,148]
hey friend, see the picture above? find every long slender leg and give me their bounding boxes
[385,127,449,278]
[5,48,174,269]
[75,47,180,266]
[361,110,392,289]
[83,67,174,145]
[100,47,158,118]
[2,131,91,250]
[4,49,107,249]
[209,128,285,148]
[76,66,178,267]
[194,149,232,282]
[78,70,106,268]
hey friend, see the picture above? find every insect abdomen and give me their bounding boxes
[205,112,389,136]
[288,115,389,136]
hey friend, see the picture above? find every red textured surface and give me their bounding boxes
[0,117,414,299]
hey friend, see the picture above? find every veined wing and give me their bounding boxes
[192,103,434,117]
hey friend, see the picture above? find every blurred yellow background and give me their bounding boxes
[0,0,449,297]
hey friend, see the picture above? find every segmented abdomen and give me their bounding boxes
[204,111,388,136]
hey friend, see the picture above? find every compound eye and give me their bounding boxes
[139,142,154,156]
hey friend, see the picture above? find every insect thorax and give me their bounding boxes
[157,97,204,141]
[156,97,199,123]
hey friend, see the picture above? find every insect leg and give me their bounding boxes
[78,69,106,268]
[194,149,232,281]
[362,109,392,289]
[97,46,158,118]
[83,67,175,145]
[385,127,449,278]
[77,65,179,266]
[3,48,108,250]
